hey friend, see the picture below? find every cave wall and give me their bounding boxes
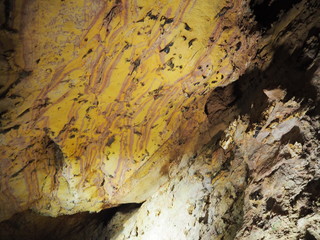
[102,4,320,237]
[0,0,319,239]
[1,0,260,220]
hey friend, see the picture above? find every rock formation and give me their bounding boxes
[0,0,319,239]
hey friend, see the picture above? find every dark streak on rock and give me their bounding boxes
[103,5,120,27]
[131,58,141,75]
[160,16,174,27]
[134,130,142,136]
[160,42,174,54]
[57,117,75,136]
[215,6,232,18]
[235,42,242,51]
[100,178,105,186]
[123,41,132,50]
[0,124,20,134]
[136,18,144,23]
[0,70,32,100]
[146,10,158,20]
[17,108,30,118]
[11,160,35,178]
[222,26,231,31]
[106,135,115,147]
[184,23,192,31]
[82,49,93,59]
[188,38,197,47]
[8,94,21,99]
[166,58,174,69]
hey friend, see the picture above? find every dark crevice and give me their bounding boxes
[3,0,12,29]
[250,0,303,30]
[250,189,263,201]
[0,203,143,240]
[10,160,35,178]
[221,192,246,240]
[291,178,320,208]
[2,0,17,32]
[0,124,20,134]
[299,207,313,218]
[303,178,320,202]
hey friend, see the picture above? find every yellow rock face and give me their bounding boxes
[0,0,258,220]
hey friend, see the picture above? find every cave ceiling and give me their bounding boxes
[0,0,319,222]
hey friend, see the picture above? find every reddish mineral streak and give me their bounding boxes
[0,0,266,220]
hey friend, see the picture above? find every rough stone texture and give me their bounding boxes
[0,0,320,239]
[103,99,319,240]
[105,147,247,240]
[103,2,320,238]
[0,0,260,221]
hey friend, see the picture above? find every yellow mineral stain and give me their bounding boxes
[0,0,261,220]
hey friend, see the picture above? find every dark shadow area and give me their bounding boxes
[305,230,318,240]
[205,28,320,130]
[265,197,288,215]
[234,46,319,125]
[280,126,304,145]
[0,203,142,240]
[1,0,18,32]
[250,0,303,30]
[205,83,237,125]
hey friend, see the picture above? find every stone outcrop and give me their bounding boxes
[103,21,320,239]
[104,103,320,240]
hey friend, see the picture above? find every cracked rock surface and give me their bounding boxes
[104,99,320,240]
[0,0,320,239]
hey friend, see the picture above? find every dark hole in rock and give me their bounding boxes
[249,189,263,200]
[303,178,320,202]
[266,197,288,215]
[266,197,276,211]
[252,215,262,226]
[299,206,314,218]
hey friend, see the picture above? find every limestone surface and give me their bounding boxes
[0,1,319,240]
